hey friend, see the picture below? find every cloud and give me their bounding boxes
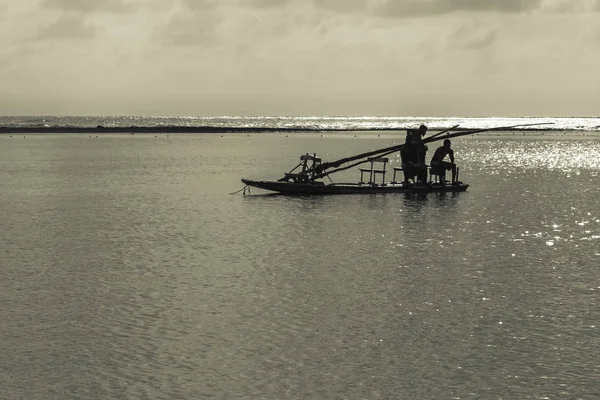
[2,0,600,116]
[181,0,220,10]
[378,0,543,18]
[157,14,219,46]
[311,0,371,13]
[540,0,600,13]
[241,0,599,15]
[154,1,324,48]
[153,2,241,48]
[233,0,589,18]
[44,0,134,13]
[36,15,96,40]
[449,24,498,49]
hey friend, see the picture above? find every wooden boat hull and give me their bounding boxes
[241,179,469,195]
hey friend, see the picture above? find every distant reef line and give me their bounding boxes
[0,125,556,134]
[1,126,317,133]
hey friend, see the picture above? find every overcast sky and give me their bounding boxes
[1,0,599,116]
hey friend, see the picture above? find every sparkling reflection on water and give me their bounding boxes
[1,133,599,399]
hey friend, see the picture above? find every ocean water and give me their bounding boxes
[1,127,599,399]
[1,115,600,132]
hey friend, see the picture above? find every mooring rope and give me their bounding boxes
[229,185,249,195]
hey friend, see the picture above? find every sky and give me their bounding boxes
[1,0,599,116]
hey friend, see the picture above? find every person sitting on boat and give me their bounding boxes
[430,139,457,184]
[400,134,426,185]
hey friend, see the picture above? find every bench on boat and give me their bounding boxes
[391,165,425,184]
[359,157,388,185]
[429,165,460,184]
[391,165,460,184]
[429,166,446,183]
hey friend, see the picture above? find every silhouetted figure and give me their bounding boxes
[410,125,428,183]
[430,139,457,184]
[405,128,416,143]
[400,133,426,185]
[414,124,428,156]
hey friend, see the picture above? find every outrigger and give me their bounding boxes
[241,123,551,195]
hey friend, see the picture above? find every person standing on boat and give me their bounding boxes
[400,133,426,185]
[411,124,429,183]
[430,139,457,184]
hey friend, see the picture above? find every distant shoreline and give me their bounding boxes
[0,126,557,134]
[0,126,308,134]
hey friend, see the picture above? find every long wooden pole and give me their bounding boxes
[279,122,553,182]
[310,127,475,180]
[308,122,554,181]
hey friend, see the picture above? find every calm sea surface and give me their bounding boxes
[1,132,599,399]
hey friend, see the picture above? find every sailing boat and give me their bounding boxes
[241,123,550,195]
